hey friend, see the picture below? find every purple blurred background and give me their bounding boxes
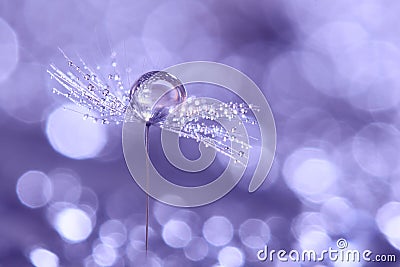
[1,0,400,266]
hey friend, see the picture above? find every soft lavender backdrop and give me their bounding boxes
[1,0,400,266]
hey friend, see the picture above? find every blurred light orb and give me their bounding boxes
[292,212,326,240]
[306,20,368,57]
[283,148,338,200]
[218,246,244,267]
[0,18,18,83]
[352,123,400,177]
[162,219,192,248]
[320,197,355,235]
[83,256,98,267]
[93,243,117,267]
[381,215,400,239]
[129,225,155,250]
[16,170,52,208]
[239,219,270,249]
[129,251,162,267]
[164,254,191,267]
[376,202,400,250]
[100,220,127,248]
[298,51,338,97]
[184,237,209,261]
[79,187,99,214]
[203,216,234,247]
[49,170,81,203]
[298,229,331,253]
[153,201,179,226]
[46,104,107,159]
[0,63,49,123]
[343,41,400,111]
[29,247,59,267]
[264,51,307,104]
[54,207,92,243]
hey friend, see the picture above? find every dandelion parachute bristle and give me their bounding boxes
[48,52,259,165]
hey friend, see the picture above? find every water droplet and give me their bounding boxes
[87,84,95,91]
[238,151,244,157]
[84,74,90,80]
[68,61,73,66]
[130,71,187,124]
[108,74,113,80]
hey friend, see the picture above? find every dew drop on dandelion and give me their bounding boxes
[130,71,187,125]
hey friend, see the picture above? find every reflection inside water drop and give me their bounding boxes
[130,71,187,125]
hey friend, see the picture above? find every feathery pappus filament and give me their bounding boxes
[48,51,259,165]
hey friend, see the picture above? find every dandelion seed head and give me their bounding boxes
[48,52,258,164]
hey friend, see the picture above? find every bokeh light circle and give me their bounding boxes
[203,216,234,247]
[46,104,107,159]
[239,218,270,249]
[0,18,18,83]
[100,220,127,248]
[92,243,117,266]
[352,123,400,177]
[376,201,400,250]
[54,207,93,243]
[16,170,52,208]
[283,148,339,201]
[218,246,244,267]
[29,247,59,267]
[162,219,192,248]
[184,237,209,261]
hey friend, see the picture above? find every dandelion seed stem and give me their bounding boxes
[145,124,150,254]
